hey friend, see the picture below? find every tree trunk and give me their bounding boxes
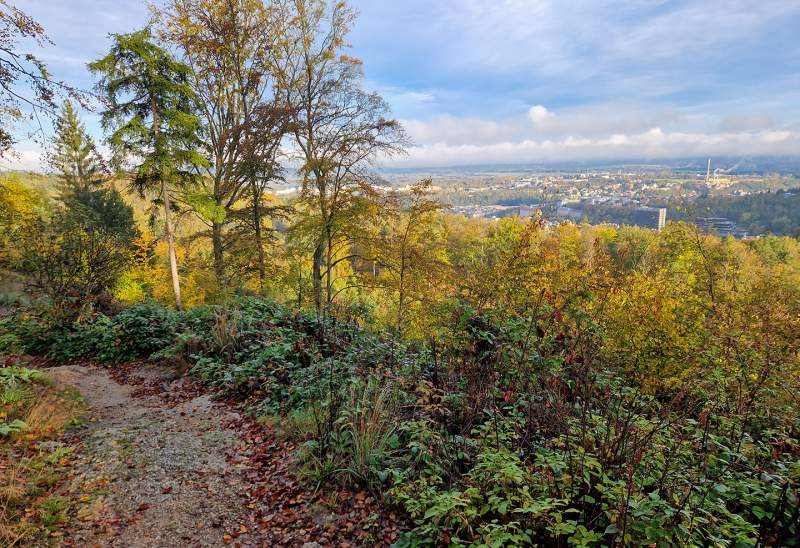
[251,180,267,295]
[397,255,405,339]
[325,230,333,310]
[212,221,225,291]
[313,241,323,317]
[152,96,182,312]
[162,182,183,311]
[297,268,303,310]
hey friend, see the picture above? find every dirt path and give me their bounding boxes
[48,365,263,547]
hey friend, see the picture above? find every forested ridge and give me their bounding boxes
[580,189,800,237]
[669,189,800,236]
[1,1,799,546]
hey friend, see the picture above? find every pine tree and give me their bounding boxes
[49,101,138,247]
[49,101,105,197]
[62,187,139,247]
[89,28,207,311]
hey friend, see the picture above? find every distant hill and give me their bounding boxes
[379,155,800,176]
[0,170,61,197]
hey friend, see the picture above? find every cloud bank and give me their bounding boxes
[387,104,799,167]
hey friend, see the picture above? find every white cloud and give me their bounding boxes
[717,114,776,133]
[435,0,800,78]
[354,0,800,121]
[1,147,44,172]
[403,115,524,147]
[528,103,680,137]
[387,100,800,168]
[9,0,800,171]
[382,107,800,168]
[527,105,554,126]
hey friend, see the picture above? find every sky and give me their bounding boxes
[5,0,800,170]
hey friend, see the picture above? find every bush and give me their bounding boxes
[0,333,20,354]
[109,302,177,361]
[5,281,798,546]
[48,316,117,362]
[15,214,130,320]
[8,314,59,356]
[1,301,178,363]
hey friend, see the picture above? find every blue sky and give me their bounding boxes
[5,0,800,169]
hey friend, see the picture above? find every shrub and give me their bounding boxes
[0,333,20,354]
[109,302,177,361]
[4,280,797,547]
[8,314,58,356]
[16,215,130,320]
[48,316,116,362]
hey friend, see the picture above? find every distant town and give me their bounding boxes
[372,160,800,238]
[266,158,800,238]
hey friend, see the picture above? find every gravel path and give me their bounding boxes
[48,365,262,547]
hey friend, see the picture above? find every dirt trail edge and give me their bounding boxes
[48,364,262,547]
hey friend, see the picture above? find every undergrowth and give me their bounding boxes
[3,291,798,547]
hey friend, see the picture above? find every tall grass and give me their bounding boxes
[339,379,398,487]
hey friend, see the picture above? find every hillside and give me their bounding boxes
[2,0,800,545]
[3,219,800,545]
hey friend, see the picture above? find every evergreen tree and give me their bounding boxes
[49,101,105,196]
[48,101,138,248]
[89,28,207,311]
[62,187,139,247]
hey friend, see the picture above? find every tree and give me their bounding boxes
[0,1,84,156]
[89,28,207,311]
[231,103,294,294]
[47,100,138,247]
[48,101,105,196]
[279,0,406,316]
[373,180,447,338]
[0,173,47,266]
[154,0,291,291]
[62,187,139,247]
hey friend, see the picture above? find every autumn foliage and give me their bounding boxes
[0,0,799,545]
